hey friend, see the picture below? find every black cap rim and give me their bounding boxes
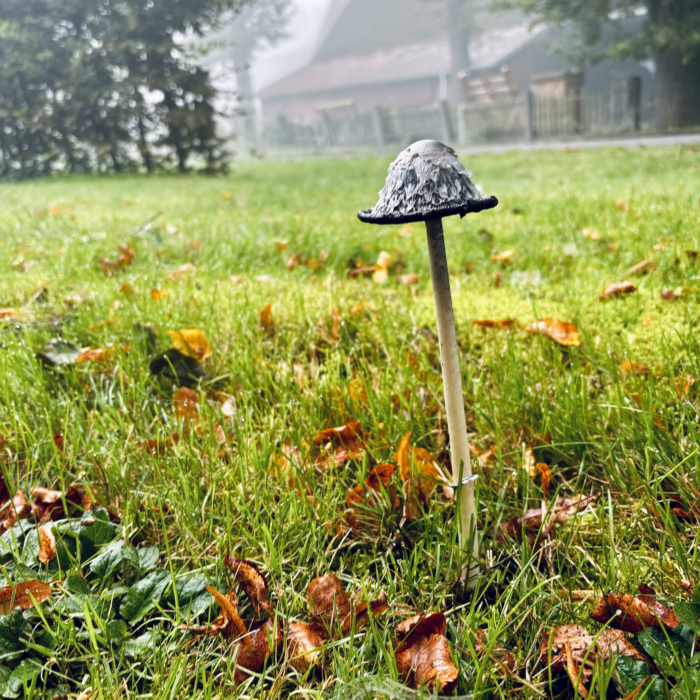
[357,196,498,225]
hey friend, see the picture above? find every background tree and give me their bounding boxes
[0,0,250,178]
[501,0,700,128]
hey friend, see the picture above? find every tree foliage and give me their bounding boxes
[0,0,248,178]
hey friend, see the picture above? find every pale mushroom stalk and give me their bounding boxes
[425,217,478,586]
[358,140,496,588]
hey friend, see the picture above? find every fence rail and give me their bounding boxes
[262,84,652,150]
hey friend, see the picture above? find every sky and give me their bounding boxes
[250,0,335,91]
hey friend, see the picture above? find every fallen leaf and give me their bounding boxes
[120,283,134,295]
[188,239,202,250]
[288,574,388,672]
[616,199,629,211]
[38,527,57,565]
[221,191,231,201]
[165,263,196,281]
[31,485,88,523]
[314,422,364,468]
[491,249,515,265]
[100,243,135,275]
[582,228,601,241]
[394,613,459,692]
[373,251,391,284]
[230,275,244,285]
[273,238,288,253]
[674,375,695,399]
[142,432,180,455]
[590,586,680,633]
[0,309,19,322]
[661,290,679,301]
[260,304,275,334]
[536,463,553,497]
[0,580,52,613]
[393,432,452,518]
[173,387,199,424]
[625,260,656,277]
[286,253,304,271]
[620,360,650,377]
[523,318,581,347]
[150,289,165,301]
[345,464,400,534]
[500,493,600,545]
[397,273,419,285]
[167,329,212,362]
[598,282,637,300]
[75,347,113,363]
[473,628,517,674]
[224,554,274,616]
[472,319,516,330]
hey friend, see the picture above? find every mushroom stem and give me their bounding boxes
[425,218,479,588]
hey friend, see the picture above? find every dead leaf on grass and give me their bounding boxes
[100,244,135,275]
[590,585,680,632]
[598,282,637,300]
[165,263,196,281]
[523,318,581,347]
[167,329,212,362]
[0,580,52,613]
[373,251,391,284]
[394,613,459,692]
[397,273,419,285]
[313,422,365,468]
[0,309,19,322]
[674,375,695,399]
[38,526,57,564]
[260,304,275,334]
[661,290,680,301]
[345,463,400,535]
[491,249,515,265]
[624,260,656,277]
[471,319,516,330]
[473,628,517,674]
[620,360,650,377]
[224,554,274,617]
[394,432,453,519]
[173,387,199,424]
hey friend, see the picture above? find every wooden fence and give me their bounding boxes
[262,83,651,150]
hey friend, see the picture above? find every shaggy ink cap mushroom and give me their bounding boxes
[357,139,497,225]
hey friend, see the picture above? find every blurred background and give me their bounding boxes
[1,0,699,175]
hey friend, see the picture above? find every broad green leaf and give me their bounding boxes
[172,573,213,606]
[614,657,667,700]
[0,610,28,654]
[106,619,127,644]
[65,571,90,596]
[138,546,159,573]
[123,629,160,657]
[0,666,12,699]
[90,541,139,579]
[4,659,41,697]
[119,570,170,624]
[637,626,693,671]
[674,602,700,635]
[692,586,700,607]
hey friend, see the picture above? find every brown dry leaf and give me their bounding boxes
[224,554,274,616]
[314,422,364,468]
[620,360,650,377]
[0,580,52,613]
[345,464,399,534]
[582,228,601,241]
[395,613,459,693]
[167,329,212,362]
[523,449,536,476]
[150,289,165,301]
[661,290,680,301]
[656,493,700,521]
[616,199,629,211]
[590,586,680,633]
[349,301,363,316]
[0,491,32,534]
[260,304,275,334]
[273,238,288,253]
[473,628,517,674]
[142,432,180,455]
[38,527,57,564]
[233,618,283,685]
[397,273,419,285]
[173,387,199,424]
[100,243,135,275]
[523,318,581,347]
[500,494,599,545]
[675,375,695,399]
[625,260,656,277]
[286,253,304,271]
[536,463,553,497]
[598,281,637,300]
[491,249,515,265]
[120,283,134,296]
[31,485,88,524]
[472,319,516,330]
[394,432,452,519]
[165,263,196,281]
[206,585,248,639]
[75,347,114,363]
[0,309,19,322]
[373,251,391,284]
[288,574,388,672]
[331,307,341,341]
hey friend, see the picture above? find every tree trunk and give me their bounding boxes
[655,51,700,129]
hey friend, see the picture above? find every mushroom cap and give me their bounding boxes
[358,140,498,225]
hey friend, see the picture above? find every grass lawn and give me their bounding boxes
[1,145,700,699]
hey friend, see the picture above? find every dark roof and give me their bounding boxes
[260,24,542,99]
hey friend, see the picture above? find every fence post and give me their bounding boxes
[320,112,334,148]
[373,108,386,146]
[525,89,536,141]
[456,103,467,145]
[627,76,642,132]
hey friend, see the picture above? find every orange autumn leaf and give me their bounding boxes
[394,432,452,519]
[598,281,637,300]
[0,308,19,322]
[167,329,212,362]
[38,527,57,564]
[620,359,650,377]
[397,273,419,285]
[491,249,515,265]
[661,290,680,301]
[373,251,391,284]
[173,387,199,424]
[75,347,114,363]
[675,374,695,399]
[0,580,52,613]
[150,289,165,301]
[331,306,341,341]
[260,304,275,333]
[523,318,581,347]
[471,318,516,330]
[590,585,680,633]
[314,422,364,468]
[100,243,135,275]
[394,613,459,693]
